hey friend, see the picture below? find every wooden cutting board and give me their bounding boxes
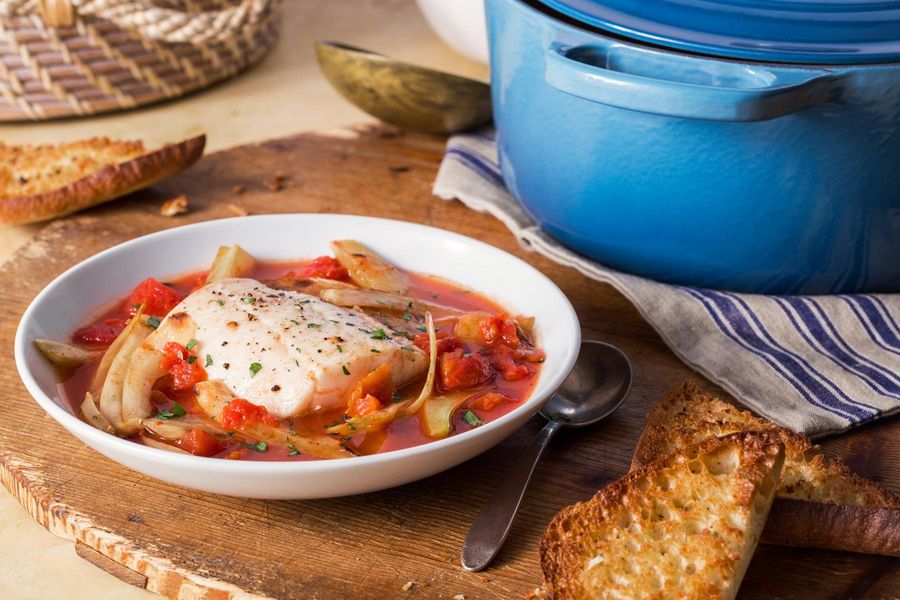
[0,126,897,600]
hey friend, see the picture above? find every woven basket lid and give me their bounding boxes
[0,0,282,121]
[536,0,900,64]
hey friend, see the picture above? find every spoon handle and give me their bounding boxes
[461,419,563,572]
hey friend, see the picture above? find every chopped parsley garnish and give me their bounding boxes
[307,323,320,329]
[294,359,300,367]
[346,422,356,431]
[246,441,268,452]
[131,303,140,310]
[249,362,262,377]
[296,347,302,354]
[391,392,402,403]
[216,299,225,306]
[401,311,412,321]
[185,338,198,350]
[241,296,256,304]
[290,319,300,325]
[370,348,381,353]
[287,446,300,456]
[147,316,161,329]
[186,355,197,364]
[324,415,349,428]
[205,354,213,367]
[288,418,296,435]
[416,326,427,332]
[370,328,388,340]
[342,365,350,375]
[463,410,483,428]
[155,402,186,420]
[336,344,343,353]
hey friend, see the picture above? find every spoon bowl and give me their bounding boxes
[540,341,632,426]
[315,40,493,134]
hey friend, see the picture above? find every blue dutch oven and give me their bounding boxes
[485,0,900,294]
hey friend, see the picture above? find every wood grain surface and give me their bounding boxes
[0,126,898,599]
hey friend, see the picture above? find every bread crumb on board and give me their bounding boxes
[160,195,188,217]
[226,203,248,217]
[453,595,465,600]
[262,170,288,192]
[401,581,414,592]
[231,183,246,195]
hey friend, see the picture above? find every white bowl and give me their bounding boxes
[15,215,579,499]
[416,0,489,64]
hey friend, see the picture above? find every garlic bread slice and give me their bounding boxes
[541,432,784,600]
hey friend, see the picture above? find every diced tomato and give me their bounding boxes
[160,342,189,366]
[489,345,534,381]
[175,428,224,457]
[469,391,515,412]
[127,278,184,317]
[348,394,384,418]
[438,348,494,391]
[293,256,349,281]
[479,314,521,348]
[168,359,206,390]
[346,363,395,412]
[159,342,207,390]
[414,332,462,356]
[72,318,126,347]
[221,397,280,430]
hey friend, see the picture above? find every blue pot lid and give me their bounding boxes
[536,0,900,64]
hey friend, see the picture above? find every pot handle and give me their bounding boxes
[544,45,842,122]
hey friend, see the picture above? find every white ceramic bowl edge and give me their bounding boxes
[15,215,580,499]
[416,0,489,64]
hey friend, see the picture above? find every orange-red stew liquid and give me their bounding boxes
[62,258,543,461]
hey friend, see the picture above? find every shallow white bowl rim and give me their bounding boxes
[14,214,580,476]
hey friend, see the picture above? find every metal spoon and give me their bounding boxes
[461,340,633,572]
[315,40,493,134]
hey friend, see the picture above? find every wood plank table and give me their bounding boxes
[0,127,897,599]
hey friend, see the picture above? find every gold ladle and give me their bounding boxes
[315,41,493,135]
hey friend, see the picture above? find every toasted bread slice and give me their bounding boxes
[633,382,900,556]
[0,135,205,225]
[541,432,785,600]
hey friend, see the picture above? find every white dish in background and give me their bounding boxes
[416,0,489,64]
[15,214,580,499]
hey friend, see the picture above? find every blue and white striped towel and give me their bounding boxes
[434,130,900,438]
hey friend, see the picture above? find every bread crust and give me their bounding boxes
[541,432,784,600]
[633,381,900,557]
[765,499,900,556]
[0,135,205,225]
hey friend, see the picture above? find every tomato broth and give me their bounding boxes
[61,257,543,461]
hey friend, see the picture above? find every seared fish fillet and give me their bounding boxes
[159,278,427,417]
